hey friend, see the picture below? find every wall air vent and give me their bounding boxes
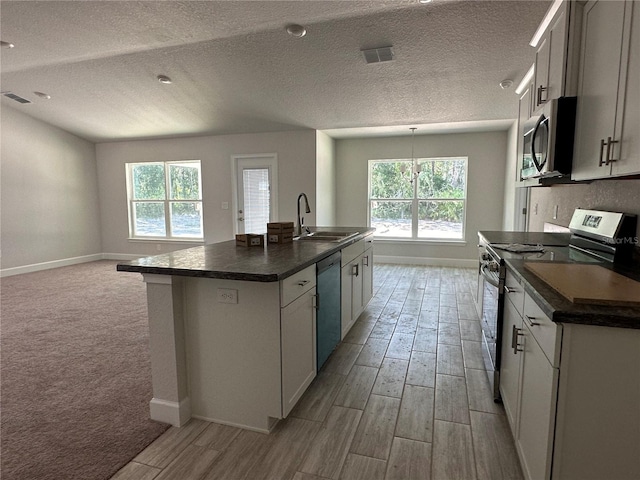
[362,46,394,64]
[2,92,32,104]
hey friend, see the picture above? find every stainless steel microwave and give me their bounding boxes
[521,96,577,179]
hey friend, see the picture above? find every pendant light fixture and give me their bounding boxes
[400,127,421,184]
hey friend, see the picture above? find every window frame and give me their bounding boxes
[367,157,468,241]
[125,160,204,241]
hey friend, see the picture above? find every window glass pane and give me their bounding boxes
[417,200,464,239]
[133,202,166,236]
[132,164,165,200]
[417,159,466,199]
[370,161,413,199]
[370,200,412,237]
[169,162,201,200]
[170,202,203,237]
[243,168,270,233]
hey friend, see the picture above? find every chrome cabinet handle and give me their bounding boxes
[524,314,540,327]
[363,255,369,267]
[352,264,359,277]
[605,136,619,165]
[512,325,524,354]
[536,85,547,105]
[297,280,309,287]
[504,286,517,294]
[312,294,319,310]
[599,138,607,166]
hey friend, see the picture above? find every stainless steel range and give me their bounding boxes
[477,208,637,401]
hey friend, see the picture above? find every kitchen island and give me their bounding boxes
[117,228,374,432]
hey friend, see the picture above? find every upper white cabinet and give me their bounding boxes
[532,2,571,113]
[572,0,638,180]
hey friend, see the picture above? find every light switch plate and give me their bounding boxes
[217,288,238,304]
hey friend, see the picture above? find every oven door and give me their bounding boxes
[480,264,503,400]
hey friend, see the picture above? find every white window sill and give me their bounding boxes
[128,237,205,244]
[373,237,467,247]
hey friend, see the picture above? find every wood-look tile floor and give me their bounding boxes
[112,264,523,480]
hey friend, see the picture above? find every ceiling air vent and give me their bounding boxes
[2,92,32,104]
[362,46,394,64]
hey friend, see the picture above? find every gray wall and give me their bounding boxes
[335,131,508,263]
[315,130,336,226]
[96,130,317,257]
[528,179,640,236]
[1,106,102,271]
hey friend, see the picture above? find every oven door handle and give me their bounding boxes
[480,265,500,288]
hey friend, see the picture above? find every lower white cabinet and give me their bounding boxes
[501,268,640,480]
[341,236,374,339]
[500,281,560,480]
[517,319,559,480]
[281,285,316,417]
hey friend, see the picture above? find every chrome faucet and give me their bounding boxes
[297,193,311,236]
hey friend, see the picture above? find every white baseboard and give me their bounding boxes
[375,255,476,268]
[0,253,105,277]
[149,397,192,427]
[0,253,151,277]
[102,253,147,261]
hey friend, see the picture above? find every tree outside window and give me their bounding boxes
[126,160,203,239]
[368,157,467,240]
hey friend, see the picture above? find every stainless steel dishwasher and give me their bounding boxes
[316,251,341,371]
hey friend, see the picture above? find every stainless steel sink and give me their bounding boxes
[294,231,360,242]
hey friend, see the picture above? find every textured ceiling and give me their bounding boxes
[0,0,550,142]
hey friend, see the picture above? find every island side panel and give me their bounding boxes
[183,277,282,433]
[143,274,191,427]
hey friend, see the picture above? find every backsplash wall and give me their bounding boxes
[528,179,640,236]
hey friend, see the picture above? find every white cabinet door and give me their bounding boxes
[362,249,373,309]
[341,262,354,339]
[614,1,640,177]
[281,287,316,417]
[532,3,568,112]
[500,296,523,437]
[573,0,631,180]
[351,255,364,322]
[517,321,559,480]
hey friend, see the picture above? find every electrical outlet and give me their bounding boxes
[222,202,229,210]
[217,288,238,304]
[156,244,162,252]
[534,203,539,215]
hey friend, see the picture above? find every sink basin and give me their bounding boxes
[294,231,360,242]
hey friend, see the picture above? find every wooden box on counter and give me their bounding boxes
[235,234,265,247]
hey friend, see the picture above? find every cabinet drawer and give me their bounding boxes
[364,234,374,251]
[504,269,525,315]
[281,264,316,307]
[524,294,562,367]
[342,239,364,266]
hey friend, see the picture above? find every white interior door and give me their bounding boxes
[234,155,278,234]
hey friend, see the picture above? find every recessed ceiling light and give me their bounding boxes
[285,24,307,38]
[1,40,15,49]
[499,79,514,90]
[419,0,433,3]
[157,75,172,84]
[33,91,52,100]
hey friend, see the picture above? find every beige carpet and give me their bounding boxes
[1,260,169,480]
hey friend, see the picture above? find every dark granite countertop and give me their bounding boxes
[504,257,640,330]
[479,230,640,329]
[117,227,374,282]
[479,230,571,247]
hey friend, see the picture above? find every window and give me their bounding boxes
[368,157,467,240]
[126,160,203,239]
